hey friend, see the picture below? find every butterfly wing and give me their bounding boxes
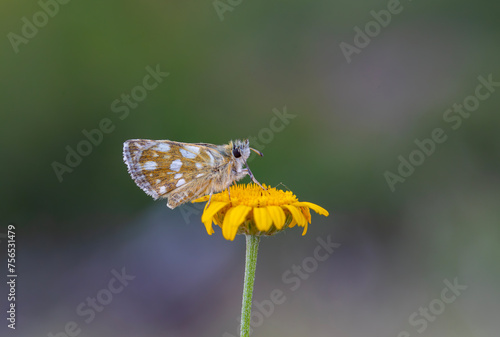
[123,139,228,208]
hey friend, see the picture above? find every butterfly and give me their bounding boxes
[123,139,265,209]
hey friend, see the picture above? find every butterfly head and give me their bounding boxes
[232,139,250,162]
[231,139,263,163]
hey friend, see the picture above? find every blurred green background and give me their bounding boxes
[1,0,499,336]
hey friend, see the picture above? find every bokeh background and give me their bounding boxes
[1,0,499,336]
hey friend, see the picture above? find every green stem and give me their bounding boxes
[240,234,260,337]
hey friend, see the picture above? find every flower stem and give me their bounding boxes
[240,234,260,337]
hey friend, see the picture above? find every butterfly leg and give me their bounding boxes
[207,191,213,207]
[244,166,266,190]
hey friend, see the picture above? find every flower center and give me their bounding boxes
[213,184,298,207]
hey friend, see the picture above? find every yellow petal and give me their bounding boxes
[202,202,214,235]
[213,215,222,227]
[253,207,272,231]
[300,206,312,223]
[266,206,286,229]
[222,205,252,241]
[293,202,329,217]
[284,210,307,235]
[284,205,307,227]
[201,201,229,235]
[301,222,308,236]
[192,195,210,203]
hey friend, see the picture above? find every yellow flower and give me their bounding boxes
[192,183,329,241]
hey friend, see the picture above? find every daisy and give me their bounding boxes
[193,183,329,336]
[193,183,329,241]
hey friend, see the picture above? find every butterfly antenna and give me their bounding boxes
[250,148,264,157]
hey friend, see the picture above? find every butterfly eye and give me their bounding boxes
[233,148,241,158]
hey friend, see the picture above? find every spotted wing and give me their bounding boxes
[123,139,227,207]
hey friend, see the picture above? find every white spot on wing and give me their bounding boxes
[195,163,203,169]
[155,143,171,152]
[174,173,183,179]
[156,179,161,184]
[180,148,197,159]
[176,179,186,187]
[185,145,200,154]
[196,173,204,178]
[206,151,215,165]
[159,186,166,194]
[143,161,158,170]
[170,159,182,172]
